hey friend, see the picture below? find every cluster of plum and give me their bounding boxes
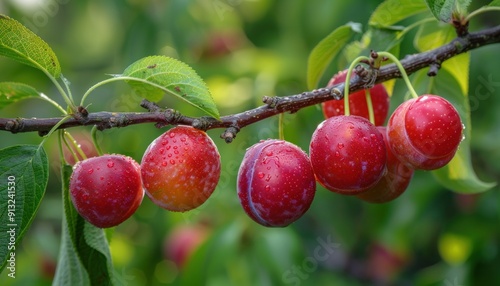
[69,70,463,229]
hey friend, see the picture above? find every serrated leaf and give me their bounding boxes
[0,15,61,77]
[415,22,469,99]
[424,0,472,22]
[307,22,362,89]
[0,145,48,272]
[0,82,40,110]
[53,164,116,285]
[121,55,220,119]
[369,0,428,28]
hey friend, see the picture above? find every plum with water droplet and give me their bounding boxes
[237,139,316,227]
[357,127,414,203]
[69,154,144,228]
[387,95,463,170]
[309,115,386,194]
[141,126,221,212]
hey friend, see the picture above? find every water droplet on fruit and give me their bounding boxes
[159,148,165,154]
[462,123,466,130]
[266,151,273,156]
[87,169,93,174]
[265,185,271,191]
[169,133,175,138]
[168,154,172,158]
[335,151,340,157]
[161,161,167,166]
[257,172,265,178]
[337,143,344,149]
[363,137,369,142]
[370,134,376,139]
[100,176,104,181]
[461,134,466,142]
[170,160,175,165]
[265,175,271,182]
[174,150,179,155]
[181,137,186,142]
[107,162,114,168]
[161,140,168,145]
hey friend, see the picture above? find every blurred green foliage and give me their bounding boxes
[0,0,499,285]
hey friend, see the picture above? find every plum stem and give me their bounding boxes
[344,56,371,116]
[377,52,419,99]
[365,89,375,125]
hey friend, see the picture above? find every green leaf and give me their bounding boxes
[432,71,495,193]
[490,0,500,6]
[0,82,40,110]
[53,164,116,285]
[0,15,61,77]
[415,22,469,102]
[424,0,472,22]
[121,55,220,119]
[0,145,49,272]
[306,22,362,90]
[369,0,428,28]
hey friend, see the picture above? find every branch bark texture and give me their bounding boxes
[1,25,500,142]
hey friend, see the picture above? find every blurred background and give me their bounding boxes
[0,0,499,285]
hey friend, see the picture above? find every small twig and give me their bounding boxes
[1,25,500,141]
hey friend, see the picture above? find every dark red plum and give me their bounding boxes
[237,139,316,227]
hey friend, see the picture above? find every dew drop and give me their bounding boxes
[370,133,376,139]
[363,137,369,142]
[335,151,340,157]
[266,151,273,156]
[161,140,168,146]
[462,123,466,130]
[107,161,114,168]
[337,143,344,149]
[169,132,175,138]
[159,148,165,154]
[265,175,271,182]
[461,134,466,142]
[161,161,167,166]
[170,160,175,165]
[100,176,104,181]
[257,172,265,179]
[181,137,186,142]
[87,169,94,174]
[265,185,271,191]
[168,154,172,158]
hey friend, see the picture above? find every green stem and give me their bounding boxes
[61,75,74,104]
[61,131,79,164]
[365,89,375,125]
[64,131,88,162]
[278,113,284,140]
[397,18,436,40]
[377,52,419,99]
[466,6,500,22]
[344,56,371,116]
[39,115,72,146]
[80,76,169,106]
[39,93,67,114]
[45,71,76,111]
[91,126,104,156]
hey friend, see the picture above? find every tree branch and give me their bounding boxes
[2,25,500,142]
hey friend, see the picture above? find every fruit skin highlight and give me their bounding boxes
[357,127,414,203]
[141,126,221,212]
[310,115,386,195]
[237,139,316,227]
[387,95,463,170]
[69,154,144,228]
[322,70,390,126]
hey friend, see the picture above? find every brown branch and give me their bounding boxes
[2,25,500,142]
